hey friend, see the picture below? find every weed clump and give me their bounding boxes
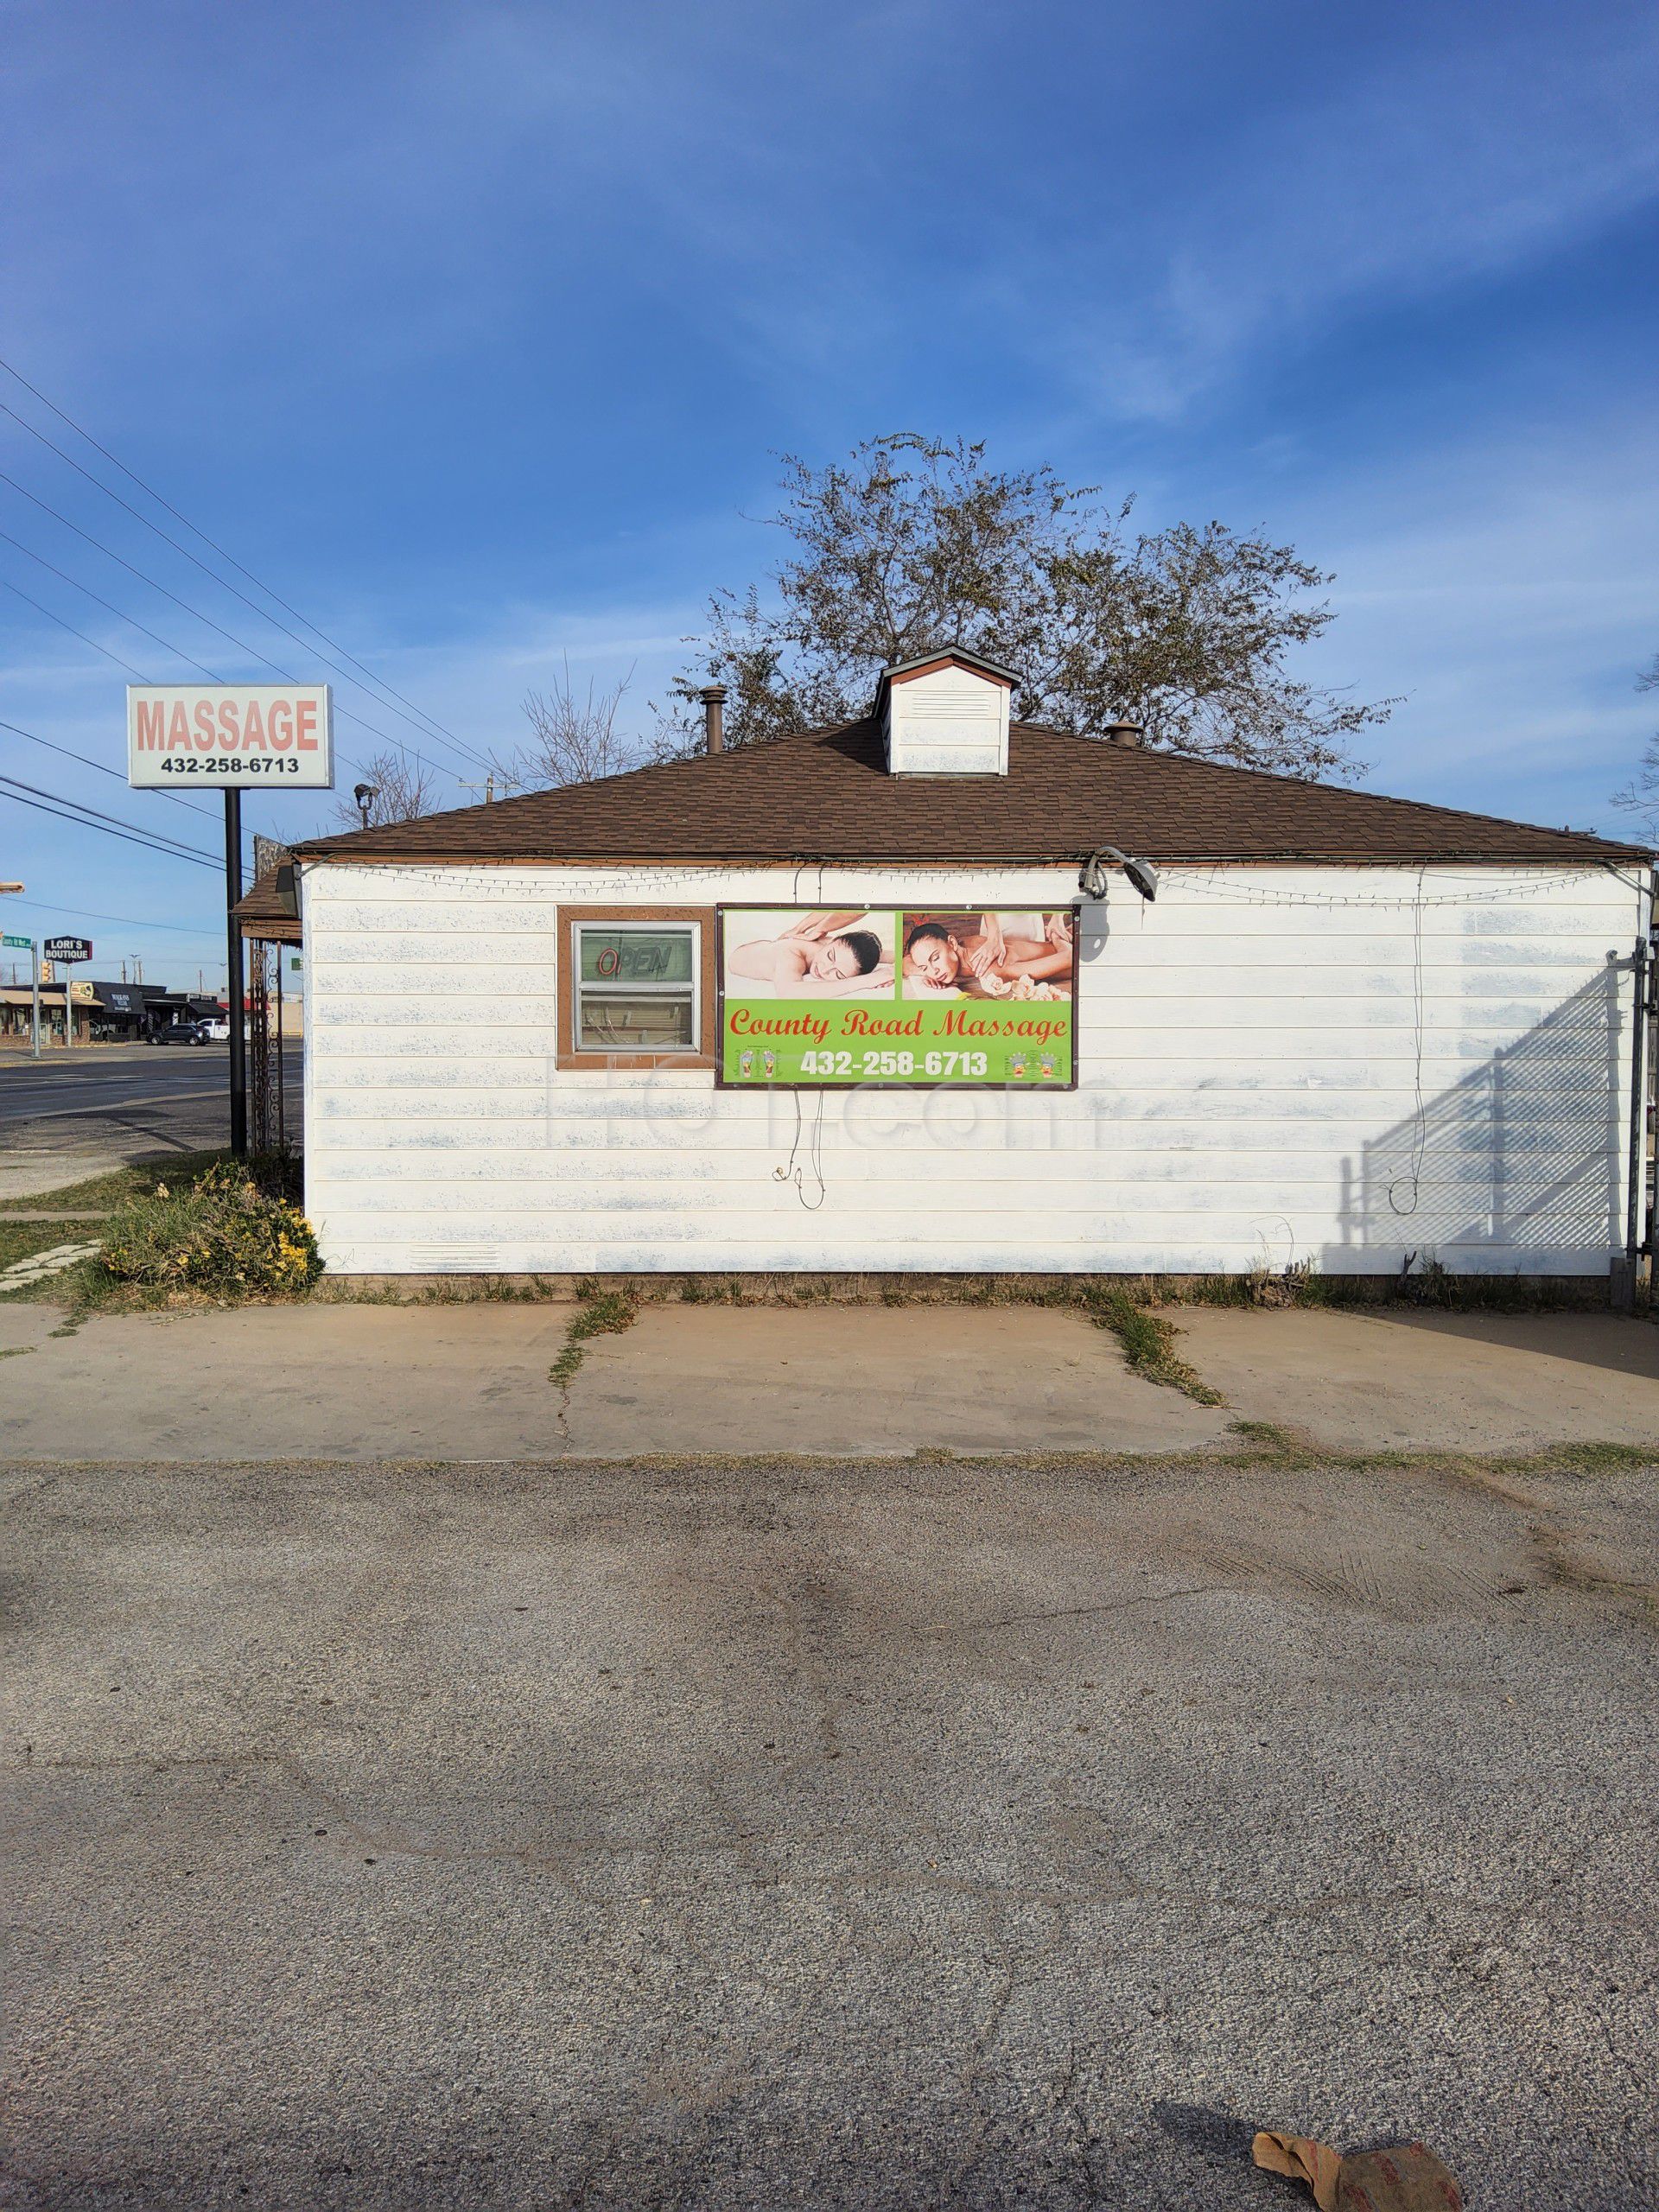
[99,1162,321,1300]
[550,1287,639,1390]
[1080,1286,1224,1405]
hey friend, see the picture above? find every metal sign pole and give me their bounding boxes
[3,932,39,1054]
[226,788,246,1157]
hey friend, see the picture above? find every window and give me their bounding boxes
[558,910,715,1068]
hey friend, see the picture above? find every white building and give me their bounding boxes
[284,650,1650,1292]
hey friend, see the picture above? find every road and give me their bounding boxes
[0,1043,303,1196]
[1,1042,238,1122]
[2,1441,1654,2209]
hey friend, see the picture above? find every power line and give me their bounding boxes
[0,469,401,746]
[2,545,291,859]
[2,770,220,865]
[1,524,238,683]
[0,394,495,773]
[0,471,450,777]
[0,684,222,830]
[0,893,230,938]
[0,357,493,772]
[0,529,374,797]
[3,779,222,870]
[1,573,151,682]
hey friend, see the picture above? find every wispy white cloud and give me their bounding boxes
[1012,11,1659,418]
[1279,404,1659,827]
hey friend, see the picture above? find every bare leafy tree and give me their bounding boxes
[661,433,1393,778]
[499,661,638,790]
[331,747,443,830]
[1611,653,1659,846]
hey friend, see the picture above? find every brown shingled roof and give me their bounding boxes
[293,719,1643,868]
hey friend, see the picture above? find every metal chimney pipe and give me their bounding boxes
[699,684,728,754]
[1105,718,1144,748]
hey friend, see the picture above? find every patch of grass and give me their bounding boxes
[1081,1286,1225,1404]
[312,1274,575,1307]
[0,1343,37,1359]
[1228,1419,1300,1450]
[549,1287,639,1392]
[0,1150,226,1217]
[0,1220,88,1274]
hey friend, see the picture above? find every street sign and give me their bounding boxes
[2,933,30,950]
[43,936,92,963]
[126,684,334,790]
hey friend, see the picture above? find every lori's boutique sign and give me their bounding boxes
[716,906,1078,1088]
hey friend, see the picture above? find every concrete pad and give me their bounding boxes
[6,1294,1656,1464]
[0,1300,1230,1461]
[1179,1305,1659,1452]
[0,1304,575,1462]
[568,1304,1230,1456]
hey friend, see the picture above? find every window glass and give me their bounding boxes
[577,993,696,1050]
[573,922,698,1054]
[578,930,694,985]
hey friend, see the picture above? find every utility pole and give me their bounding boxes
[226,788,246,1156]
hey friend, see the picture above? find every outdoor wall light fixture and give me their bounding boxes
[353,783,377,829]
[1078,847,1160,902]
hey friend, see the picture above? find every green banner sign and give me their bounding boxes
[718,906,1077,1087]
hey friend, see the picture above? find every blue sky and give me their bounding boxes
[3,0,1656,989]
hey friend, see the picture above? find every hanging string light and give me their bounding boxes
[1166,866,1612,912]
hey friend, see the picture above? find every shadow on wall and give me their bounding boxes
[1324,955,1626,1276]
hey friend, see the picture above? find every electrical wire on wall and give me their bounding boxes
[769,855,831,1209]
[1387,863,1429,1217]
[773,1088,828,1210]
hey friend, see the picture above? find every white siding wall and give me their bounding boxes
[301,860,1643,1278]
[884,665,1010,775]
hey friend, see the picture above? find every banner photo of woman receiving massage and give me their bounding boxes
[717,907,1077,1086]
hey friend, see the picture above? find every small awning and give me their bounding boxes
[232,866,301,945]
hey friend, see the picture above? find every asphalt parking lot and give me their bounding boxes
[3,1446,1655,2209]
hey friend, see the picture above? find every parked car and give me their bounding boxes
[200,1017,231,1041]
[149,1021,210,1046]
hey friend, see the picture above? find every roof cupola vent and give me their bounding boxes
[1106,718,1144,748]
[699,684,728,755]
[877,645,1019,777]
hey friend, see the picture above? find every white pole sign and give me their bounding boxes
[126,684,334,789]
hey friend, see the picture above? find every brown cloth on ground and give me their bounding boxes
[1253,2130,1463,2211]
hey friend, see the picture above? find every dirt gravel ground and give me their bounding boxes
[3,1447,1655,2209]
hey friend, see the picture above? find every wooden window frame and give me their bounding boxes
[556,906,717,1071]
